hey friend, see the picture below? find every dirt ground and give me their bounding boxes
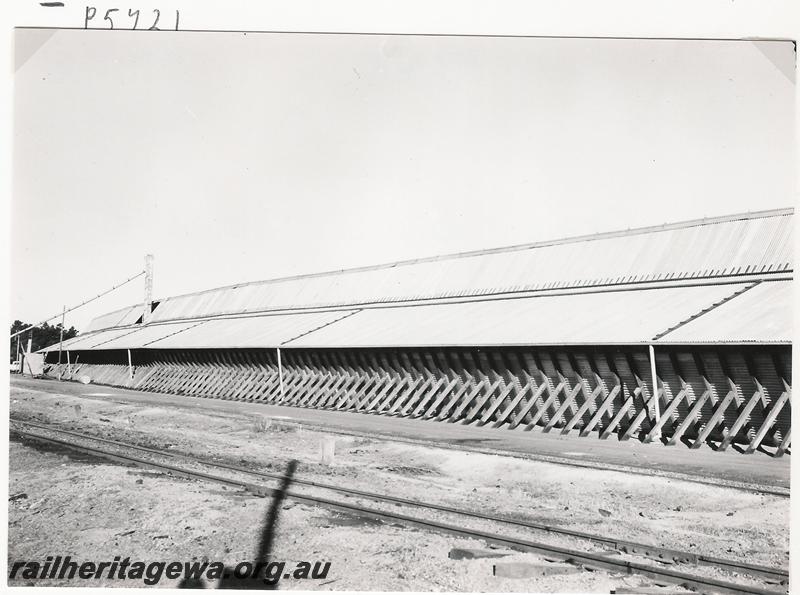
[7,383,790,590]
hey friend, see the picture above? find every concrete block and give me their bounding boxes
[448,548,513,560]
[492,561,581,578]
[320,437,335,465]
[612,588,693,594]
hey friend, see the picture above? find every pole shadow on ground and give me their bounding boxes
[179,459,298,590]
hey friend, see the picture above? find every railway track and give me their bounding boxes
[10,418,789,595]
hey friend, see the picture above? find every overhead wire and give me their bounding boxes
[10,271,146,339]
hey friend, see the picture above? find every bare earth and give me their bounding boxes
[7,383,790,591]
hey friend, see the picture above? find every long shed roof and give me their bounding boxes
[144,208,793,324]
[57,208,793,350]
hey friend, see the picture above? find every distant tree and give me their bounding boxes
[10,320,79,361]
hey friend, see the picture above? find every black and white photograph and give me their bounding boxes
[5,5,796,593]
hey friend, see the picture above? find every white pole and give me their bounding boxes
[24,333,32,375]
[277,347,285,401]
[143,254,154,322]
[57,305,65,381]
[127,349,133,386]
[649,344,661,438]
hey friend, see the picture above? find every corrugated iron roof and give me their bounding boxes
[143,208,793,323]
[48,209,792,351]
[285,283,754,348]
[655,280,792,344]
[145,310,358,349]
[88,321,205,350]
[84,305,144,332]
[40,327,139,352]
[39,334,84,352]
[46,279,791,352]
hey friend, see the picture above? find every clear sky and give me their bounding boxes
[12,31,795,331]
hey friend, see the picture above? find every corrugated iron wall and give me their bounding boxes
[43,344,791,454]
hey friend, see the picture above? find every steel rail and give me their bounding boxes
[10,420,786,594]
[10,389,788,499]
[10,419,787,581]
[8,420,786,579]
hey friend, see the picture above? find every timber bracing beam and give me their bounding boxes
[43,345,791,454]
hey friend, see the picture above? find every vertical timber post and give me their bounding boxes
[649,344,661,438]
[25,333,33,375]
[143,254,154,323]
[127,349,134,386]
[57,305,65,381]
[277,347,285,401]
